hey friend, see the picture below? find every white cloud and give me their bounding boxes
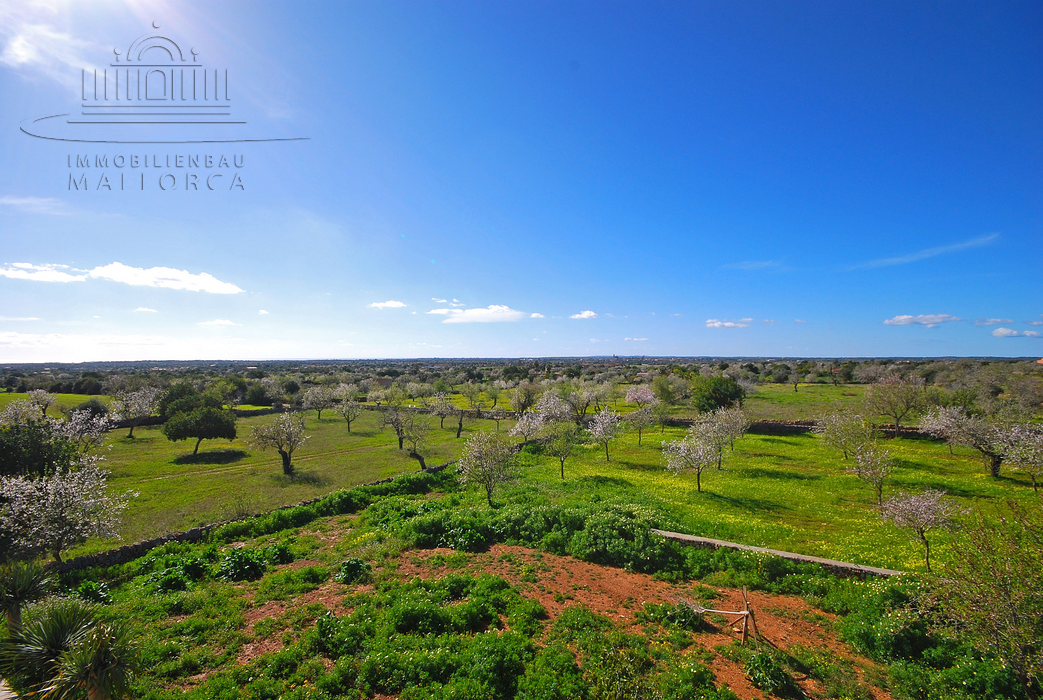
[432,298,447,303]
[0,261,244,293]
[198,319,238,326]
[625,337,649,341]
[89,263,243,293]
[739,317,753,323]
[763,319,776,325]
[992,328,1041,338]
[368,300,406,309]
[1027,316,1043,326]
[975,318,1013,326]
[135,307,157,313]
[853,233,998,269]
[450,302,465,307]
[883,314,961,328]
[0,316,39,321]
[530,313,544,318]
[571,310,597,319]
[706,319,749,328]
[0,263,84,283]
[795,319,808,324]
[428,305,527,324]
[258,309,269,315]
[0,196,72,215]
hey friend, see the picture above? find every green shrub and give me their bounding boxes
[217,548,267,582]
[516,643,590,700]
[335,558,372,584]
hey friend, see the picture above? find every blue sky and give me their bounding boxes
[0,0,1040,362]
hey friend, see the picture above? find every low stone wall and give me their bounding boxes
[652,529,903,578]
[48,463,455,575]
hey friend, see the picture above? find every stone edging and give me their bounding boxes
[49,461,457,575]
[651,529,903,578]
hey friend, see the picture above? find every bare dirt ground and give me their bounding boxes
[191,542,891,700]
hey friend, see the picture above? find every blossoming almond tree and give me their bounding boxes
[588,409,621,461]
[252,413,310,475]
[458,431,518,506]
[881,489,961,572]
[0,456,136,563]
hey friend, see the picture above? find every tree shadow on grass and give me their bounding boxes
[741,467,822,481]
[173,449,248,465]
[701,491,789,514]
[270,471,325,487]
[575,475,633,488]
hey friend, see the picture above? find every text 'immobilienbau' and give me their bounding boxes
[67,154,245,191]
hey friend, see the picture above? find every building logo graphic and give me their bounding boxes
[21,22,307,144]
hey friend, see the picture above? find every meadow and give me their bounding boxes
[23,382,1032,572]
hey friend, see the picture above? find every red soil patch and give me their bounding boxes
[398,545,893,700]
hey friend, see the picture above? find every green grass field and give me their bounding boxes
[85,409,506,555]
[10,385,1037,572]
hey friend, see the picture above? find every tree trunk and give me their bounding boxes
[604,442,610,461]
[397,431,404,450]
[921,533,931,573]
[985,452,1002,478]
[280,450,293,475]
[317,409,322,420]
[440,415,446,429]
[456,414,464,438]
[127,423,136,439]
[485,484,494,507]
[560,458,566,480]
[696,470,701,492]
[193,437,203,455]
[346,418,352,432]
[893,418,900,439]
[638,429,642,446]
[409,451,427,471]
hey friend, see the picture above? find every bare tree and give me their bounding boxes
[544,421,581,480]
[335,384,363,432]
[403,412,432,470]
[863,375,925,438]
[849,442,893,505]
[485,383,502,409]
[928,501,1043,697]
[663,433,716,492]
[252,413,310,475]
[510,381,540,415]
[813,409,874,459]
[430,393,454,429]
[717,405,751,450]
[460,382,485,417]
[652,401,672,434]
[381,408,408,449]
[881,489,961,572]
[625,405,655,446]
[458,430,518,506]
[588,409,622,461]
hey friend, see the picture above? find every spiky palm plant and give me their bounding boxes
[0,561,53,633]
[49,621,140,700]
[0,597,95,695]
